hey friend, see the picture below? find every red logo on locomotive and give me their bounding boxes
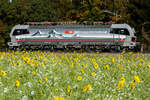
[64,30,74,34]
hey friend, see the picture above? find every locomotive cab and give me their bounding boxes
[110,24,137,50]
[8,25,29,48]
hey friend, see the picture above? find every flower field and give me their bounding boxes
[0,51,150,100]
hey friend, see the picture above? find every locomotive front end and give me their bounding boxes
[110,24,138,50]
[8,25,29,49]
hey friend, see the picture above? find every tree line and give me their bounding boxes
[0,0,150,50]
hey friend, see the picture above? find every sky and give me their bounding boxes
[9,0,12,3]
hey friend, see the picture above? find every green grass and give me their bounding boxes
[0,51,150,100]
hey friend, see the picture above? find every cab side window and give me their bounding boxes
[112,28,130,35]
[12,29,29,36]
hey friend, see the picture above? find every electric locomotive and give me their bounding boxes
[7,22,138,51]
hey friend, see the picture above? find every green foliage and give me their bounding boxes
[123,0,150,50]
[0,20,6,47]
[26,0,56,22]
[77,0,105,21]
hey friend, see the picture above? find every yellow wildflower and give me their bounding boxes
[40,90,43,94]
[127,60,130,63]
[118,81,124,90]
[66,85,71,93]
[16,80,20,87]
[52,97,65,100]
[136,56,140,59]
[44,77,48,82]
[44,59,48,65]
[29,60,33,67]
[148,64,150,68]
[119,65,123,69]
[78,63,80,66]
[55,88,59,92]
[140,59,144,63]
[41,63,45,67]
[32,71,36,76]
[87,84,92,90]
[94,63,99,69]
[80,69,84,74]
[82,86,87,92]
[112,58,115,63]
[122,61,125,64]
[39,56,42,61]
[0,70,6,77]
[82,84,92,92]
[104,65,109,70]
[148,63,150,68]
[39,80,42,84]
[16,61,21,66]
[33,61,38,67]
[77,76,82,81]
[130,82,135,89]
[118,76,125,90]
[138,63,142,67]
[24,57,30,63]
[58,61,61,65]
[91,72,95,77]
[120,77,125,82]
[134,75,140,83]
[82,64,85,68]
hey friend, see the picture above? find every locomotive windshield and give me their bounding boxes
[12,29,29,36]
[111,28,130,35]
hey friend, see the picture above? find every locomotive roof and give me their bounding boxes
[14,25,29,29]
[29,24,111,29]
